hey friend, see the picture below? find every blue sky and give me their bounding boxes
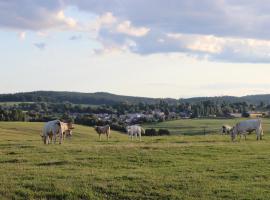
[0,0,270,98]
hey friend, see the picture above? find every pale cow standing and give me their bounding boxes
[94,125,111,141]
[221,125,233,135]
[231,119,263,141]
[42,120,74,144]
[126,125,144,141]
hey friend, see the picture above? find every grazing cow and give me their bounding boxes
[60,121,74,142]
[42,120,74,144]
[221,125,233,135]
[231,119,263,141]
[94,125,111,141]
[126,125,144,141]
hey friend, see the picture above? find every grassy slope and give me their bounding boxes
[0,121,269,199]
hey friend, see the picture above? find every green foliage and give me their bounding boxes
[158,129,170,136]
[145,128,157,136]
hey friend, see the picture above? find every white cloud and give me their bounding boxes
[2,1,270,63]
[116,21,150,37]
[55,10,77,29]
[166,33,270,62]
[18,32,26,40]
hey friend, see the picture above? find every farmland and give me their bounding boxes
[0,119,270,199]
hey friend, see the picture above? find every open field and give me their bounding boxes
[144,118,270,135]
[0,120,270,199]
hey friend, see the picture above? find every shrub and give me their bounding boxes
[145,128,157,136]
[158,129,170,136]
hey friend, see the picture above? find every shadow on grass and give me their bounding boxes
[37,160,69,166]
[0,158,27,163]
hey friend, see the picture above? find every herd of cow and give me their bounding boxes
[41,119,145,144]
[41,118,264,144]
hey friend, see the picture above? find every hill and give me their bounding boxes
[0,91,270,105]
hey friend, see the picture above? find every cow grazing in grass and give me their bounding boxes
[221,125,233,135]
[230,119,263,141]
[126,125,144,141]
[94,125,111,141]
[60,121,74,142]
[42,120,74,144]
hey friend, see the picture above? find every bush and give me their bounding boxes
[110,123,126,132]
[158,129,170,136]
[145,128,157,136]
[145,128,170,136]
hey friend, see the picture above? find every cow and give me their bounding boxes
[94,125,111,141]
[60,121,74,142]
[230,119,263,141]
[221,125,233,135]
[126,125,144,141]
[42,120,74,144]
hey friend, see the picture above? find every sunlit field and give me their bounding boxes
[0,120,270,199]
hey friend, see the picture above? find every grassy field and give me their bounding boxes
[0,120,270,199]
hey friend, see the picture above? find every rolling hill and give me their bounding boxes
[0,91,270,105]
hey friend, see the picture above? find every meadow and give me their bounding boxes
[0,119,270,199]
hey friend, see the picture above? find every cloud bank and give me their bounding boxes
[1,0,270,62]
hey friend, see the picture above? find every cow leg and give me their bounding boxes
[62,132,65,141]
[59,132,63,144]
[139,133,141,142]
[43,135,47,144]
[49,134,53,144]
[256,129,261,140]
[260,128,263,140]
[53,133,57,144]
[99,134,101,141]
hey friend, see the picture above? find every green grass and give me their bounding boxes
[144,118,270,135]
[0,120,270,199]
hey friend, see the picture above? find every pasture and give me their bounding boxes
[0,120,270,199]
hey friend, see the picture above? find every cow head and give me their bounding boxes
[65,129,73,138]
[67,122,74,129]
[221,126,226,134]
[125,126,130,133]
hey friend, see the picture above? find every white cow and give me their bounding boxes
[231,119,263,141]
[42,120,74,144]
[126,125,144,141]
[221,125,233,135]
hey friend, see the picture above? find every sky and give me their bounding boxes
[0,0,270,98]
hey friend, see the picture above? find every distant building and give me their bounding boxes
[247,111,265,118]
[229,113,242,118]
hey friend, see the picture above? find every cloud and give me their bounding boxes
[2,0,270,62]
[18,32,26,40]
[116,21,150,37]
[34,43,46,50]
[0,1,76,31]
[69,35,82,40]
